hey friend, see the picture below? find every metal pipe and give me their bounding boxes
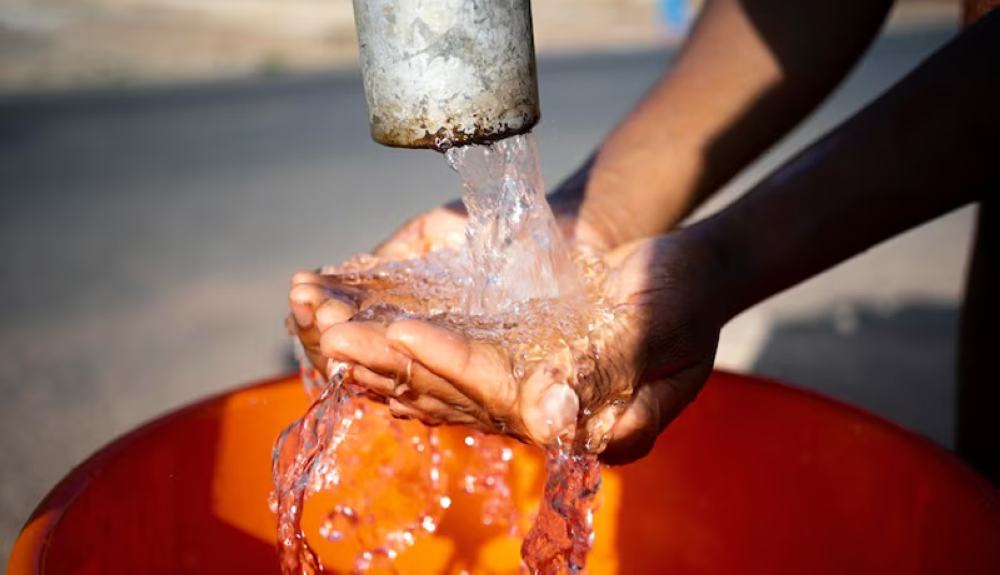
[352,0,540,150]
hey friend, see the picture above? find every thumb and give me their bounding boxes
[519,365,581,447]
[599,370,703,466]
[598,382,664,466]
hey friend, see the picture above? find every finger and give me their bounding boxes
[323,321,490,424]
[384,398,446,428]
[582,404,621,451]
[373,208,467,259]
[419,207,467,249]
[387,320,512,409]
[292,270,358,290]
[315,295,359,331]
[598,382,663,466]
[374,218,424,260]
[362,340,491,423]
[397,358,490,421]
[293,270,364,300]
[518,363,580,446]
[321,322,407,377]
[291,271,323,286]
[289,281,333,372]
[289,282,326,334]
[395,394,482,428]
[387,398,425,420]
[600,366,705,466]
[289,279,358,334]
[352,365,397,397]
[363,390,389,405]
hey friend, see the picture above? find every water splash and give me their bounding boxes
[462,432,520,534]
[445,134,580,315]
[271,363,353,575]
[272,362,450,574]
[272,134,631,573]
[522,450,602,574]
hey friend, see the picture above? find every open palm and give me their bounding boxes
[310,235,723,465]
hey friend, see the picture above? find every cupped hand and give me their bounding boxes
[288,184,613,377]
[311,234,726,465]
[288,203,467,372]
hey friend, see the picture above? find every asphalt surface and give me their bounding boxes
[0,24,969,563]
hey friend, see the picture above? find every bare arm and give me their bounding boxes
[681,9,1000,326]
[597,11,1000,461]
[293,8,1000,464]
[555,0,895,248]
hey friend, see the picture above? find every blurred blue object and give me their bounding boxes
[659,0,695,37]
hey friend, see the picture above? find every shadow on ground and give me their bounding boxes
[752,300,958,449]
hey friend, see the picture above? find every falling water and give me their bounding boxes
[272,134,632,574]
[445,134,580,315]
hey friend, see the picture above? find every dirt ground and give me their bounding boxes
[0,0,960,95]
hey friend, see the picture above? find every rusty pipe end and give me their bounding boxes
[354,0,540,151]
[370,105,540,150]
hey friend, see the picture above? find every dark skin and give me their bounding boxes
[291,1,1000,464]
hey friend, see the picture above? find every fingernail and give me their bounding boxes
[539,383,580,441]
[291,303,312,328]
[525,383,580,444]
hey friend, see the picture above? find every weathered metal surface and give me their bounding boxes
[353,0,540,150]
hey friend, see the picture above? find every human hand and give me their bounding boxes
[313,233,725,465]
[287,202,466,372]
[287,179,616,377]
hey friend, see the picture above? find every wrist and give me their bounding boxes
[548,160,635,251]
[552,147,707,251]
[669,222,747,329]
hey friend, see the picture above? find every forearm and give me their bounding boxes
[559,0,893,247]
[689,10,1000,322]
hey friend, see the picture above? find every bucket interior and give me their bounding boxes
[11,372,1000,574]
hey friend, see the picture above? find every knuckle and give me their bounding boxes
[315,303,347,330]
[320,328,353,357]
[288,283,313,303]
[290,271,318,285]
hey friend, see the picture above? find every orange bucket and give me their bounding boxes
[8,371,1000,574]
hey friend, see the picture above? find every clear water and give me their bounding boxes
[272,134,632,574]
[445,135,580,316]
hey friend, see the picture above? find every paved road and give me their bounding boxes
[0,24,967,562]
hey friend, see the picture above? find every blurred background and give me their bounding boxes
[0,0,968,563]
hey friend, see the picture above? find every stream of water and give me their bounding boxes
[272,134,630,574]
